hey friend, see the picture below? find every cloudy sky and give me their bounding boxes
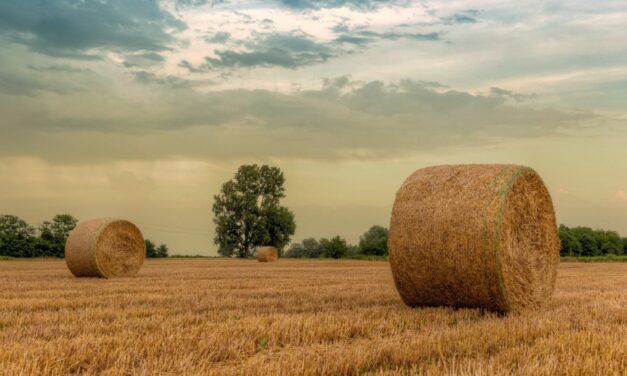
[1,0,626,254]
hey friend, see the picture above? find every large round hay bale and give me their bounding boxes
[388,164,559,313]
[256,246,278,262]
[65,218,146,278]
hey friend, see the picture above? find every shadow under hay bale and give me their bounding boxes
[388,164,560,313]
[65,218,146,278]
[256,246,278,262]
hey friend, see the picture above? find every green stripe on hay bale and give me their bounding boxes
[256,246,279,262]
[388,164,559,312]
[65,218,146,278]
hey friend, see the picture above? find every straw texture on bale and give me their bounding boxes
[65,218,146,278]
[388,164,559,313]
[256,246,279,262]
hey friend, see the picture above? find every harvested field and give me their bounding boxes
[0,259,625,375]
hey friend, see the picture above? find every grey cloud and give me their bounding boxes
[0,44,102,96]
[27,64,90,73]
[183,32,334,71]
[0,1,185,58]
[0,61,97,96]
[490,87,537,102]
[333,29,440,45]
[138,52,166,62]
[379,32,440,41]
[178,60,208,73]
[0,73,74,96]
[334,34,371,46]
[450,14,477,23]
[172,0,394,9]
[183,27,439,72]
[175,0,226,6]
[442,10,479,25]
[132,71,215,89]
[123,52,166,68]
[278,0,394,10]
[205,32,231,44]
[332,23,351,33]
[0,76,598,163]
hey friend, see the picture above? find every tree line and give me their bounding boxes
[211,165,624,260]
[285,225,389,258]
[286,224,627,259]
[0,214,169,258]
[211,165,389,259]
[2,163,626,260]
[559,225,626,257]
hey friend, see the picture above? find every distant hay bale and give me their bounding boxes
[388,164,560,313]
[65,218,146,278]
[256,246,278,262]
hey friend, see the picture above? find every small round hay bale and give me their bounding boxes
[388,164,559,313]
[65,218,146,278]
[256,246,278,262]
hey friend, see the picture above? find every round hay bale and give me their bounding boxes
[388,164,559,313]
[65,218,146,278]
[256,246,278,262]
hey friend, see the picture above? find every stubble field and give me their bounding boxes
[0,259,625,375]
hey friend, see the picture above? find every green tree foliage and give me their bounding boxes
[145,239,157,258]
[595,230,622,255]
[212,165,296,258]
[0,214,173,259]
[38,214,78,257]
[320,236,348,259]
[559,225,582,256]
[285,238,322,258]
[358,225,389,256]
[286,225,389,259]
[284,242,304,258]
[1,214,78,258]
[346,244,360,257]
[285,236,350,259]
[0,215,37,257]
[302,238,321,258]
[145,240,169,258]
[559,225,624,256]
[285,224,625,259]
[156,244,169,258]
[0,215,35,238]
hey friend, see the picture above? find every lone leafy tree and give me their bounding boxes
[212,165,296,258]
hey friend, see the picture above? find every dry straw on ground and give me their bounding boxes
[388,164,560,313]
[65,218,146,278]
[256,246,279,262]
[0,259,624,375]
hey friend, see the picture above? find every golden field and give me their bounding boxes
[0,259,625,375]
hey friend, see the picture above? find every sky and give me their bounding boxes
[0,0,626,255]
